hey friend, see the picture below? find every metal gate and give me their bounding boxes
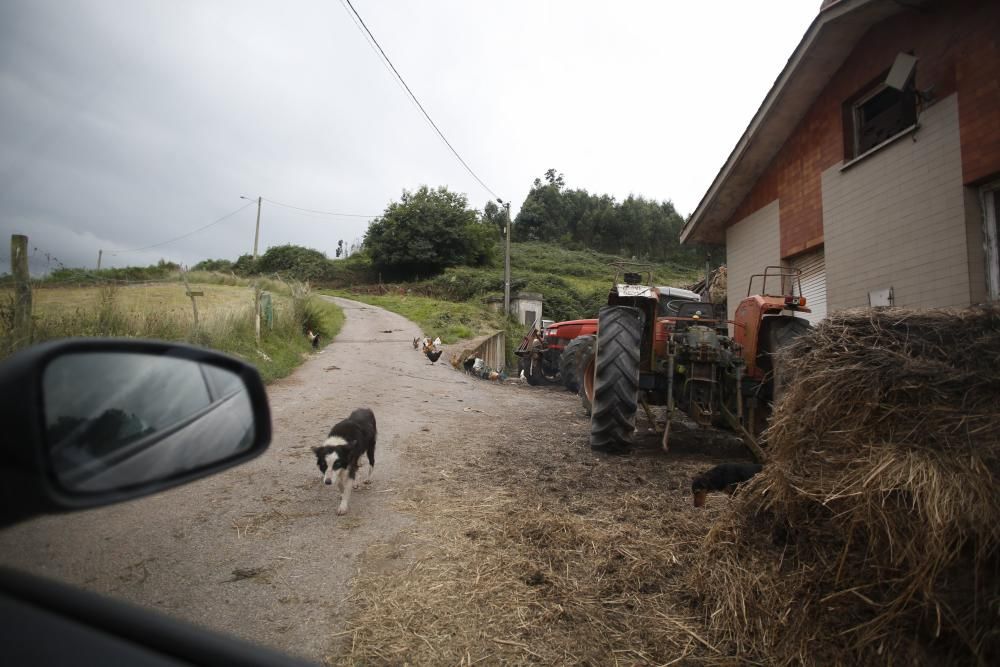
[790,249,827,324]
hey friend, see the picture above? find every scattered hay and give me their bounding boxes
[689,306,1000,665]
[333,429,739,666]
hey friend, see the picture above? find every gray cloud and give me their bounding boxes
[1,0,817,273]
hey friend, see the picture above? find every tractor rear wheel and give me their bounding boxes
[560,336,589,392]
[575,335,596,415]
[590,306,643,453]
[763,316,811,404]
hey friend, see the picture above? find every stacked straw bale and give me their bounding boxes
[687,306,1000,665]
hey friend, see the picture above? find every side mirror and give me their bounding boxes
[0,339,272,527]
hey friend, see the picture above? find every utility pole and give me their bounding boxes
[499,199,511,316]
[97,249,102,271]
[241,195,264,346]
[253,195,262,259]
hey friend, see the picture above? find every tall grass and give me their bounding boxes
[0,279,343,383]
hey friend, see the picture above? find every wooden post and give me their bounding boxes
[180,270,203,331]
[11,234,32,346]
[254,283,262,346]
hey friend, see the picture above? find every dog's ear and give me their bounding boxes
[311,445,325,457]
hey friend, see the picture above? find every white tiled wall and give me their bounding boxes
[821,94,971,311]
[726,200,781,321]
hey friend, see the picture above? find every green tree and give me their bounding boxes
[255,245,333,281]
[482,200,507,238]
[232,254,258,276]
[365,186,497,280]
[192,258,234,272]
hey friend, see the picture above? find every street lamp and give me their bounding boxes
[497,198,511,316]
[240,195,263,259]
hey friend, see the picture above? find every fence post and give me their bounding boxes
[11,234,32,346]
[180,270,202,332]
[254,283,262,346]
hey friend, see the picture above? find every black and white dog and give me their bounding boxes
[311,408,377,515]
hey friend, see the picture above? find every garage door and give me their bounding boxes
[789,249,826,325]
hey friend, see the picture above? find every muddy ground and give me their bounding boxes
[0,298,752,665]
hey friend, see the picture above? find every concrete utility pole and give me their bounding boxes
[253,196,262,259]
[241,195,263,258]
[499,199,511,316]
[97,249,102,271]
[241,195,264,346]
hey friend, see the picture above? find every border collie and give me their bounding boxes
[311,408,377,515]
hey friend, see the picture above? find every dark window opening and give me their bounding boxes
[844,66,918,160]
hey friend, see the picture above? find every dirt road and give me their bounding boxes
[0,298,750,664]
[0,298,530,659]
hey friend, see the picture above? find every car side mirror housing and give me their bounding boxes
[0,339,272,527]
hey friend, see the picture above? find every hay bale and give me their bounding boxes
[688,306,1000,665]
[708,265,727,305]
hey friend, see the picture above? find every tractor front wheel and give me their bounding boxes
[589,306,643,453]
[575,335,596,416]
[560,336,589,392]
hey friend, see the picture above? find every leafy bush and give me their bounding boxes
[365,186,498,280]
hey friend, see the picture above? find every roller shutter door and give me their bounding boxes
[790,249,826,325]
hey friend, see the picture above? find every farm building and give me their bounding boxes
[681,0,1000,325]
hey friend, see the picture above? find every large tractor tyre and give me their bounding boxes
[574,334,597,417]
[575,335,596,416]
[590,306,644,453]
[764,316,811,404]
[560,336,589,392]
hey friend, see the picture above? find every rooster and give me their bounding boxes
[425,348,443,364]
[307,330,320,350]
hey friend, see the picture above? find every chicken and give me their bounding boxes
[412,337,420,350]
[425,348,443,363]
[307,330,320,350]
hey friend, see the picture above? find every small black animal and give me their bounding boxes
[691,462,763,507]
[311,408,377,515]
[425,348,443,363]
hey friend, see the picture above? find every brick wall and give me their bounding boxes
[725,200,780,322]
[956,2,1000,185]
[822,95,971,311]
[726,0,998,256]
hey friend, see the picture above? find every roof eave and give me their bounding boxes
[680,0,906,246]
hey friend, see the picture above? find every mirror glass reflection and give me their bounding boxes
[43,352,256,493]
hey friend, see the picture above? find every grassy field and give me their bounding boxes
[2,276,343,383]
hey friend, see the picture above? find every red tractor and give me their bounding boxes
[515,319,597,387]
[576,265,811,457]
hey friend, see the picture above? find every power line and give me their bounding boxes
[337,0,503,202]
[262,197,378,218]
[109,201,255,255]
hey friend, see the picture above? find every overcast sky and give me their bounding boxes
[0,0,818,274]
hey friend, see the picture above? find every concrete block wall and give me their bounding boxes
[822,94,971,311]
[726,200,781,321]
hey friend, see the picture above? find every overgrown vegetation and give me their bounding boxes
[1,278,343,383]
